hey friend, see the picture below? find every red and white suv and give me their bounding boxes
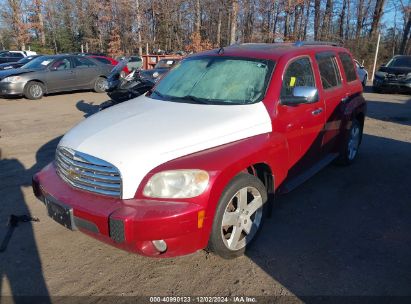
[33,42,366,258]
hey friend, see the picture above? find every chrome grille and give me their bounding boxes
[55,146,122,197]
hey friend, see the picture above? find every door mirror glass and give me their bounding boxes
[281,86,318,105]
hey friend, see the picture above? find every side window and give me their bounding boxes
[316,53,342,90]
[50,58,72,70]
[281,57,315,98]
[11,53,23,58]
[73,57,96,68]
[94,57,111,65]
[339,53,357,82]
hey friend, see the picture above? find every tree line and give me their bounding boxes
[0,0,410,70]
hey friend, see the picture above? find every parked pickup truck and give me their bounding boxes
[33,42,366,259]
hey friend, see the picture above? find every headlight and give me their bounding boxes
[1,76,22,83]
[143,170,209,198]
[374,71,387,78]
[407,73,411,80]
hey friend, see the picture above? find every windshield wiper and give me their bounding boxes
[170,95,212,104]
[151,91,214,105]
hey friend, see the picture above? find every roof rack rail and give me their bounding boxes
[294,41,340,47]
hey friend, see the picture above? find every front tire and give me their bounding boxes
[208,173,267,259]
[94,77,108,93]
[24,81,45,100]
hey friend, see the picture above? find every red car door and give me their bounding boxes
[274,56,326,179]
[315,52,348,155]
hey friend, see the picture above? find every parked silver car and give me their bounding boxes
[354,59,368,87]
[0,55,112,99]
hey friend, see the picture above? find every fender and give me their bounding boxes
[134,132,289,248]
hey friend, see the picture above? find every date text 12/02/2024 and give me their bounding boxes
[149,296,257,303]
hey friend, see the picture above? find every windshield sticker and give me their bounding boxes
[41,60,51,65]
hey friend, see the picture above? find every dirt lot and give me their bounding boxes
[0,88,410,301]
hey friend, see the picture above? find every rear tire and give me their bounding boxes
[94,77,107,93]
[24,81,45,100]
[208,173,267,259]
[336,119,363,166]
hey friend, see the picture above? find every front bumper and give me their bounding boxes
[373,77,411,91]
[0,82,26,96]
[32,163,208,257]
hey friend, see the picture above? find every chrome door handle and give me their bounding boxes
[311,108,323,115]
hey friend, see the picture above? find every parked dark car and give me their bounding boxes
[0,55,112,99]
[0,51,37,64]
[0,55,42,71]
[373,55,411,93]
[140,58,180,81]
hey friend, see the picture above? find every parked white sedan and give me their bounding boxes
[354,59,368,87]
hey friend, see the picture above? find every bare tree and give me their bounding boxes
[399,8,411,54]
[229,0,238,44]
[314,0,321,40]
[369,0,386,37]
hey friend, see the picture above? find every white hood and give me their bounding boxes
[59,95,272,199]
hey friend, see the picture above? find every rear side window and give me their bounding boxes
[94,57,111,65]
[73,57,96,68]
[316,53,341,90]
[339,53,357,82]
[281,57,315,98]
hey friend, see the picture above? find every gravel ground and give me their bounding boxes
[0,88,410,302]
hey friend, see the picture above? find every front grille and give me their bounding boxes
[387,73,406,80]
[55,146,122,197]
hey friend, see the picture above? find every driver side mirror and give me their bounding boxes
[281,86,318,105]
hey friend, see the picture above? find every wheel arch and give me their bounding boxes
[25,79,48,93]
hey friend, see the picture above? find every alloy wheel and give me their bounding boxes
[221,186,263,251]
[348,124,361,160]
[30,84,43,98]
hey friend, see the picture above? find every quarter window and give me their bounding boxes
[94,57,111,65]
[281,57,315,98]
[316,53,342,89]
[73,57,96,68]
[339,53,357,82]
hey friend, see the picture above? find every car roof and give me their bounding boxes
[190,42,351,61]
[393,55,411,58]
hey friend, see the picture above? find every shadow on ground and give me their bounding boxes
[0,138,60,301]
[246,132,411,298]
[75,100,101,118]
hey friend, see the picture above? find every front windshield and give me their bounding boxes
[387,57,411,68]
[21,56,54,69]
[151,57,273,105]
